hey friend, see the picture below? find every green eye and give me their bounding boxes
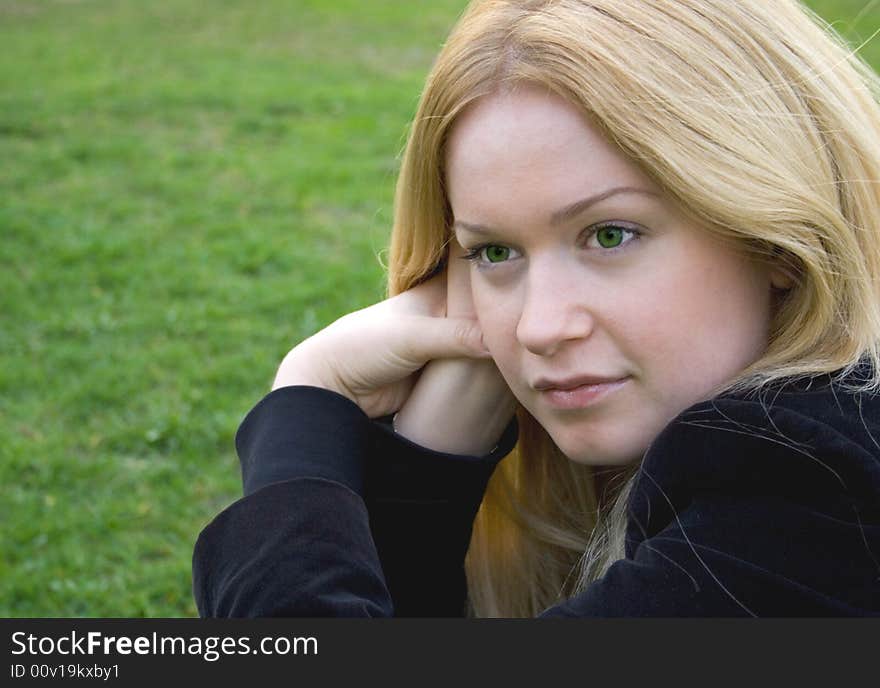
[596,227,625,249]
[485,246,510,263]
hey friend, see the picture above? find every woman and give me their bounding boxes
[193,0,880,617]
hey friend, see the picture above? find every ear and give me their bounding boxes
[769,265,795,290]
[762,243,798,291]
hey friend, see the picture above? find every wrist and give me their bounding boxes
[393,358,517,455]
[271,349,351,401]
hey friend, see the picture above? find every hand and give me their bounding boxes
[392,240,519,455]
[271,269,492,419]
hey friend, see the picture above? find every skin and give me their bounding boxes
[392,239,518,456]
[272,269,494,420]
[271,217,514,455]
[446,84,791,466]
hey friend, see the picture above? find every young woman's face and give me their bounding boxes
[446,85,782,465]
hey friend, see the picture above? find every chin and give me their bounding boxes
[544,423,648,467]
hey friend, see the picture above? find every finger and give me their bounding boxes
[446,239,477,318]
[394,315,491,365]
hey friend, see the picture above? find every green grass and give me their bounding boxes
[2,0,878,617]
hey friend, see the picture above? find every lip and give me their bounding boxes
[537,376,629,410]
[533,374,625,391]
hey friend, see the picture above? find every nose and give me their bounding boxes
[515,263,596,357]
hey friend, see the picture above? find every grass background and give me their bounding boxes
[1,0,878,617]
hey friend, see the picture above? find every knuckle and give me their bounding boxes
[454,320,474,344]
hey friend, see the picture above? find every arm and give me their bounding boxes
[392,239,517,456]
[194,263,517,617]
[193,478,392,617]
[365,241,519,613]
[192,385,518,617]
[192,386,386,617]
[367,411,518,616]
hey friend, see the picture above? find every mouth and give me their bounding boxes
[537,377,629,410]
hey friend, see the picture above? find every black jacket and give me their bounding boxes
[192,369,880,617]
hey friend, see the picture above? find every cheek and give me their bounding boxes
[472,282,520,364]
[630,254,771,392]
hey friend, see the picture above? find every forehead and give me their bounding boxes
[444,86,658,217]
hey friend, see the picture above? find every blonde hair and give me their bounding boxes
[385,0,880,617]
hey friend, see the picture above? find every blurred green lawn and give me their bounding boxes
[1,0,878,616]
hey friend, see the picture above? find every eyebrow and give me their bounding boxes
[453,186,660,235]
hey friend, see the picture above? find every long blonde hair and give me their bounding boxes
[385,0,880,617]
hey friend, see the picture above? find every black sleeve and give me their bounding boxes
[192,385,519,617]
